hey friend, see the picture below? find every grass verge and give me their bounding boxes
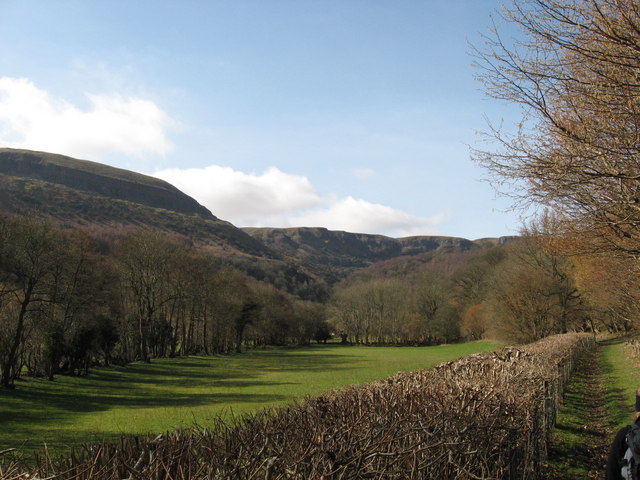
[542,343,608,479]
[599,337,640,429]
[542,336,640,479]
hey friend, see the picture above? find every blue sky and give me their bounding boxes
[0,1,522,239]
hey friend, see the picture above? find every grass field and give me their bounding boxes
[0,341,499,454]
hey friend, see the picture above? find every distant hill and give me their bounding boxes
[0,148,273,257]
[243,227,515,281]
[0,148,211,217]
[339,247,504,287]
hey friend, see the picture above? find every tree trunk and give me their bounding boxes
[2,283,34,388]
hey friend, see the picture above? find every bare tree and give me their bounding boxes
[329,282,371,344]
[115,231,185,363]
[573,252,640,331]
[0,215,66,388]
[410,271,448,345]
[486,236,588,342]
[207,266,252,354]
[473,0,640,256]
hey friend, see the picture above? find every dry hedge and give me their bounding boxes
[626,337,640,358]
[4,333,594,480]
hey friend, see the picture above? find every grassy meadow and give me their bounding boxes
[0,341,499,454]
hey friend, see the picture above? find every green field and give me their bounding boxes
[0,341,499,454]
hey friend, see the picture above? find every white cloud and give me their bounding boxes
[352,167,377,179]
[292,196,446,237]
[0,76,175,159]
[153,165,323,225]
[152,165,446,237]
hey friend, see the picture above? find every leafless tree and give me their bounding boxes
[473,0,640,256]
[115,231,185,363]
[0,215,66,387]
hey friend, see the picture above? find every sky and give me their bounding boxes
[0,1,523,240]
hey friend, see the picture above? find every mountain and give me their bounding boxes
[0,149,335,300]
[0,148,273,257]
[0,148,513,299]
[243,227,515,281]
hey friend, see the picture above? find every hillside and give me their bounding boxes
[0,149,273,257]
[0,148,211,217]
[243,226,515,281]
[0,149,333,300]
[341,249,489,285]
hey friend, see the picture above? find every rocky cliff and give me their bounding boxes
[243,226,515,280]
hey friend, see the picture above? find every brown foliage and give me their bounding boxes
[461,303,487,340]
[473,0,640,256]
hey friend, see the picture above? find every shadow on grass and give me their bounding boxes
[1,383,292,414]
[598,337,633,428]
[94,348,365,381]
[542,346,609,479]
[0,342,501,457]
[0,390,289,451]
[0,346,365,452]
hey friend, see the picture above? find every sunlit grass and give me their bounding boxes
[599,337,640,429]
[0,341,499,454]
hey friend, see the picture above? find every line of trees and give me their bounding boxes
[329,274,460,345]
[0,213,330,389]
[328,216,640,346]
[2,211,636,391]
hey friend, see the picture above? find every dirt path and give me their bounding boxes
[542,344,612,479]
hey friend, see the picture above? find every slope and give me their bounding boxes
[243,226,515,281]
[0,148,211,217]
[0,148,272,257]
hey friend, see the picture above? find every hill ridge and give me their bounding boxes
[243,226,515,280]
[0,148,514,294]
[0,148,213,217]
[0,148,279,258]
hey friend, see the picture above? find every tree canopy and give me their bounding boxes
[474,0,640,256]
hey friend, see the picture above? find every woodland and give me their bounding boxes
[0,206,634,391]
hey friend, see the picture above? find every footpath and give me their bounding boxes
[542,343,614,479]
